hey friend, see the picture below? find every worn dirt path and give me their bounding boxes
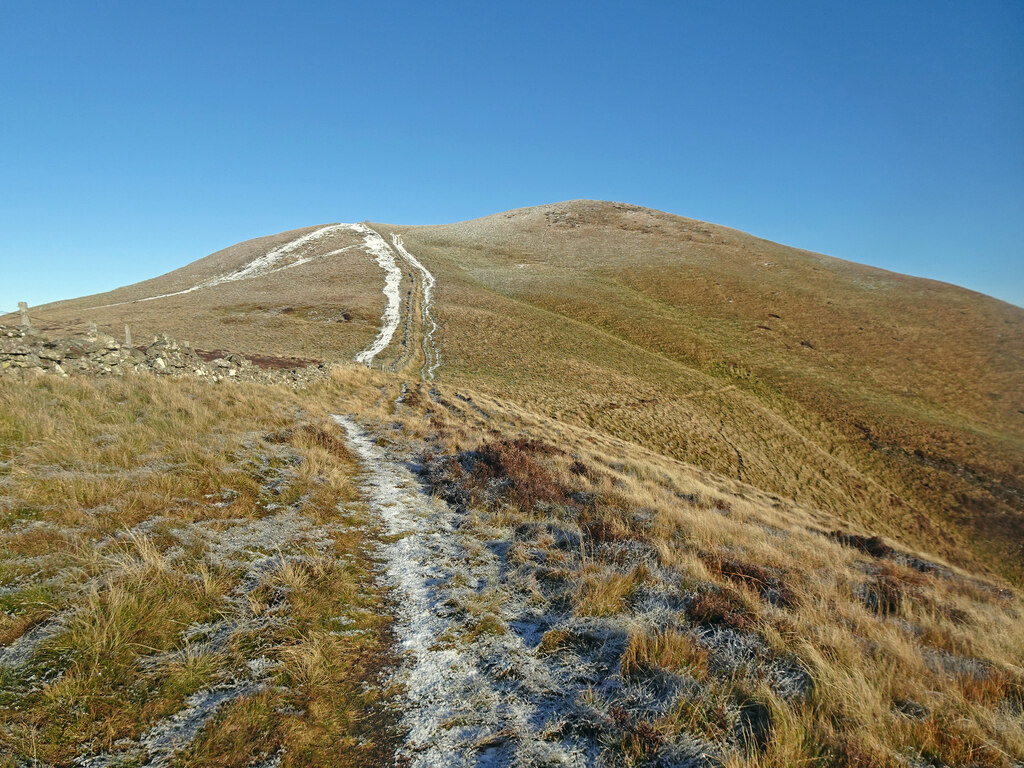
[331,412,753,768]
[390,233,440,380]
[334,415,588,767]
[356,228,440,380]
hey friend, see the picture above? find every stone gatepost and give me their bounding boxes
[124,324,132,347]
[18,302,30,328]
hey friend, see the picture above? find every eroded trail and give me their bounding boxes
[356,228,441,379]
[80,219,442,379]
[390,233,441,380]
[334,415,587,768]
[352,225,404,365]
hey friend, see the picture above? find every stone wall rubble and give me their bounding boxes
[0,325,329,387]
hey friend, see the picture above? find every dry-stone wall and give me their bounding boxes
[0,325,329,387]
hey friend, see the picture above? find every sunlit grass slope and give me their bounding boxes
[15,225,391,363]
[393,375,1024,766]
[10,199,1022,586]
[1,365,1021,766]
[382,201,1024,583]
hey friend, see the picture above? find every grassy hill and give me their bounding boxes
[3,202,1024,766]
[12,201,1024,586]
[382,201,1024,585]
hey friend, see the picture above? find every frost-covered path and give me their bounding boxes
[333,413,738,768]
[351,225,404,365]
[355,228,440,378]
[333,415,588,768]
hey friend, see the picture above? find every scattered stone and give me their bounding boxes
[0,325,330,387]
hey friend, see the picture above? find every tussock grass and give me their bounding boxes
[179,536,396,768]
[0,373,394,766]
[385,371,1024,766]
[2,355,1022,765]
[621,628,709,679]
[574,567,639,617]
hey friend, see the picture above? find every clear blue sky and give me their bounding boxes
[1,0,1022,312]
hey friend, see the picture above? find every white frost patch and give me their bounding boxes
[0,608,73,669]
[278,244,358,273]
[333,415,584,767]
[74,677,268,768]
[90,224,357,309]
[135,674,267,766]
[80,221,436,376]
[391,233,441,380]
[352,225,403,366]
[202,224,348,286]
[334,415,479,765]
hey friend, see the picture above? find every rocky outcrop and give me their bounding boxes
[0,325,329,387]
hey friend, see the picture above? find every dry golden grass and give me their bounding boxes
[383,201,1024,587]
[12,201,1021,585]
[574,567,639,617]
[381,371,1024,766]
[0,357,1020,764]
[3,197,1023,765]
[0,373,395,767]
[621,628,710,679]
[178,542,396,768]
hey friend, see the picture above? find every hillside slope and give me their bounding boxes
[9,200,1024,583]
[386,202,1024,583]
[3,202,1024,765]
[2,366,1022,766]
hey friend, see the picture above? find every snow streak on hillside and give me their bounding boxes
[352,225,403,366]
[92,225,350,309]
[80,220,441,376]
